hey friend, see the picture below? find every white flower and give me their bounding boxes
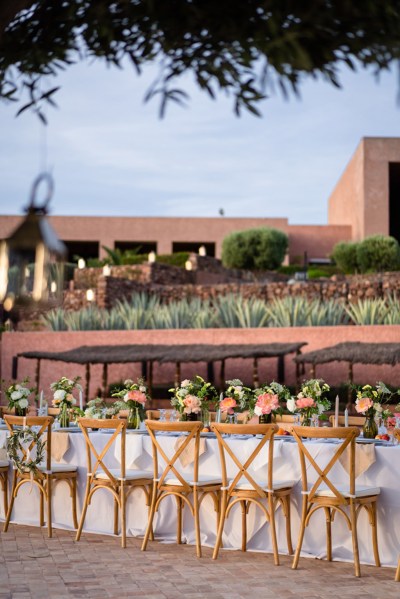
[318,403,325,414]
[287,398,297,413]
[234,386,243,394]
[373,402,383,413]
[11,391,22,400]
[21,388,30,397]
[139,385,146,393]
[67,379,74,386]
[18,398,29,409]
[178,388,188,397]
[297,392,304,399]
[54,389,66,400]
[181,379,191,388]
[254,406,262,417]
[123,393,130,402]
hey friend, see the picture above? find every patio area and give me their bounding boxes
[1,524,398,599]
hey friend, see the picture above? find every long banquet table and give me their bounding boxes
[1,429,399,568]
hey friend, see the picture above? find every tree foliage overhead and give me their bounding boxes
[1,1,400,120]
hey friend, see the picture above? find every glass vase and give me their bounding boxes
[363,414,378,439]
[59,403,70,428]
[127,406,141,429]
[259,413,271,424]
[15,405,27,417]
[186,412,198,422]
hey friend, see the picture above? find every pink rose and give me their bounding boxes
[255,393,279,416]
[126,390,147,405]
[183,395,202,414]
[355,397,373,415]
[296,397,315,409]
[220,397,237,414]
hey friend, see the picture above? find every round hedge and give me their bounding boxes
[221,227,288,270]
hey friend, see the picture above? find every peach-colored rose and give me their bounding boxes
[255,393,279,416]
[296,397,315,409]
[355,396,374,414]
[183,395,202,414]
[220,397,237,414]
[125,390,147,405]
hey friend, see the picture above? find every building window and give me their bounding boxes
[172,242,216,256]
[389,163,400,243]
[63,241,99,263]
[114,241,157,254]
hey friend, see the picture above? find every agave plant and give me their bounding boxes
[383,295,400,325]
[307,299,349,326]
[64,306,104,331]
[213,294,243,328]
[345,298,389,325]
[42,308,68,331]
[265,297,312,327]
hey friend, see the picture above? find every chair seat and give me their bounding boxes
[232,477,295,492]
[0,460,9,468]
[39,463,78,473]
[315,484,380,499]
[95,468,152,481]
[164,474,221,487]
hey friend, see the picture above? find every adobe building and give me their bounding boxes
[0,137,399,264]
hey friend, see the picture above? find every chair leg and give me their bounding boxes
[370,501,380,567]
[71,477,78,529]
[39,486,45,527]
[240,500,247,552]
[395,556,400,582]
[350,500,361,577]
[46,476,52,538]
[120,482,126,549]
[213,490,228,560]
[292,495,308,570]
[284,495,293,555]
[176,495,183,544]
[268,493,280,566]
[113,495,119,536]
[4,471,18,533]
[324,507,332,562]
[76,478,91,542]
[193,487,202,558]
[2,472,8,518]
[141,482,158,552]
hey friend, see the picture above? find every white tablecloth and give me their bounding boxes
[2,430,400,567]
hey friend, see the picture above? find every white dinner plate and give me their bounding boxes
[200,432,215,438]
[55,427,81,432]
[356,438,389,445]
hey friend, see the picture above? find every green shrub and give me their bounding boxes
[331,242,359,274]
[221,227,288,270]
[156,252,189,268]
[356,235,400,273]
[307,266,340,279]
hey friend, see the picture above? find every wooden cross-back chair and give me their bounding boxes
[0,452,9,518]
[76,418,152,548]
[328,415,364,427]
[142,420,221,557]
[394,429,400,582]
[3,415,78,538]
[211,423,294,564]
[291,425,381,577]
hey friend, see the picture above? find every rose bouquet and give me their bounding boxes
[112,378,149,428]
[354,382,396,438]
[250,381,290,423]
[169,375,217,421]
[50,376,82,427]
[287,379,331,425]
[3,378,33,416]
[219,379,253,421]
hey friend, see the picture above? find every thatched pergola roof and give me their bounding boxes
[19,342,306,365]
[294,342,400,366]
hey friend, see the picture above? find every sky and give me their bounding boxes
[0,59,400,225]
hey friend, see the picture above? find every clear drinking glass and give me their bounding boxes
[159,409,166,422]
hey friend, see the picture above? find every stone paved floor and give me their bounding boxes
[0,525,398,599]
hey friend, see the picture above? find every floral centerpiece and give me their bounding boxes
[250,381,290,423]
[354,382,396,439]
[84,398,121,421]
[50,376,82,428]
[219,379,253,422]
[112,378,149,429]
[3,378,33,416]
[169,375,217,421]
[287,379,331,426]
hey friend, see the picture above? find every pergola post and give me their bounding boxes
[35,358,41,402]
[102,363,108,399]
[252,358,259,388]
[346,361,354,413]
[175,362,181,388]
[85,363,90,402]
[220,359,225,392]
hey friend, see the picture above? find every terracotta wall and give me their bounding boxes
[2,327,400,405]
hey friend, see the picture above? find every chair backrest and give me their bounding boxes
[274,414,297,423]
[4,414,54,471]
[77,418,126,483]
[291,425,360,504]
[328,415,364,427]
[48,407,61,416]
[145,410,160,420]
[394,429,400,443]
[145,420,203,493]
[211,423,278,497]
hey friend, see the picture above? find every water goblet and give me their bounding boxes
[159,409,166,422]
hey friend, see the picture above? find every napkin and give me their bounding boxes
[339,444,376,478]
[174,437,207,468]
[47,432,70,462]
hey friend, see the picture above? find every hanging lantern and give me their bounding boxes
[0,173,67,314]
